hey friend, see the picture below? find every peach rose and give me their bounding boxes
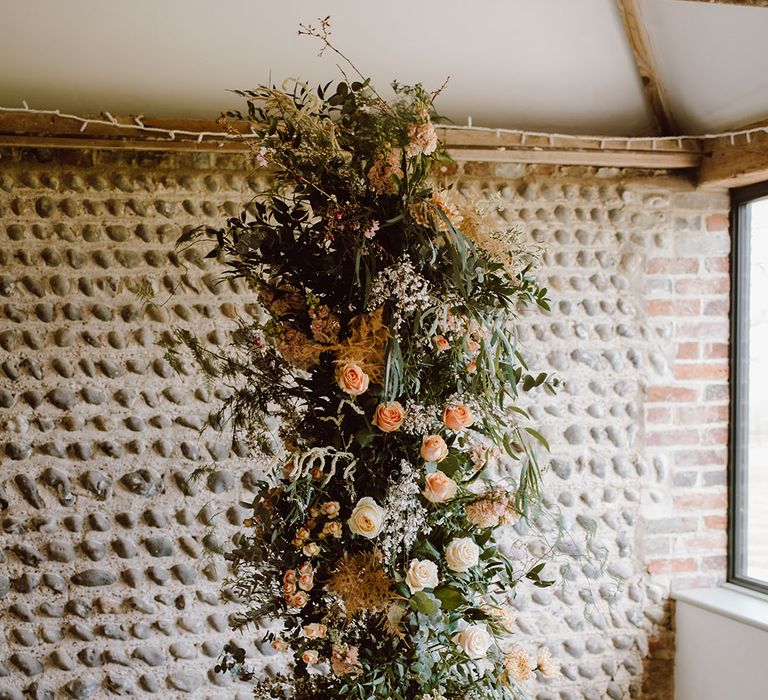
[466,338,480,354]
[322,521,342,538]
[466,360,477,375]
[289,591,309,608]
[302,542,321,557]
[298,562,314,591]
[420,434,448,463]
[433,335,450,353]
[303,623,327,639]
[423,471,458,504]
[337,363,370,396]
[373,401,405,432]
[443,404,474,431]
[302,650,319,665]
[321,501,340,517]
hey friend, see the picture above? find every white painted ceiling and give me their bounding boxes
[0,0,767,136]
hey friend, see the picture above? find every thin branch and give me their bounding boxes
[297,16,392,112]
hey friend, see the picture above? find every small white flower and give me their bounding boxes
[405,558,439,593]
[444,537,480,572]
[379,461,430,565]
[363,220,380,239]
[536,646,561,678]
[255,145,271,168]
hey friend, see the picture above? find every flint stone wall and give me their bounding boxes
[0,147,729,699]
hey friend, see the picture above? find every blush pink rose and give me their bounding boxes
[406,120,438,156]
[465,498,506,529]
[337,363,370,396]
[443,404,474,431]
[373,401,405,432]
[423,471,458,503]
[331,644,363,677]
[420,434,449,462]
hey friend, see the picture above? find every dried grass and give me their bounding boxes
[327,549,394,616]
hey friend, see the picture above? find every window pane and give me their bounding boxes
[745,197,768,584]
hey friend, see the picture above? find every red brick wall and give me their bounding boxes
[644,192,730,592]
[641,189,730,697]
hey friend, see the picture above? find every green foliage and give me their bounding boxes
[175,70,561,700]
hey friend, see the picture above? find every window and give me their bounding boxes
[730,183,768,594]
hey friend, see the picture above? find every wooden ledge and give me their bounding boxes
[0,112,703,170]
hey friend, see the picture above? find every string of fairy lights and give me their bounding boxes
[0,102,766,148]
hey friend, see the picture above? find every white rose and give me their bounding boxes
[444,537,480,573]
[452,623,493,659]
[405,559,439,593]
[347,497,385,539]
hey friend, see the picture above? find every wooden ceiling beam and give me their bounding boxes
[0,113,703,170]
[699,129,768,188]
[616,0,678,136]
[675,1,768,8]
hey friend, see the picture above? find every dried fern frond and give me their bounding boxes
[273,325,325,370]
[332,307,389,384]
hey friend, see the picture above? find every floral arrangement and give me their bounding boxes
[167,26,561,700]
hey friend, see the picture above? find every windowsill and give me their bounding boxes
[672,585,768,633]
